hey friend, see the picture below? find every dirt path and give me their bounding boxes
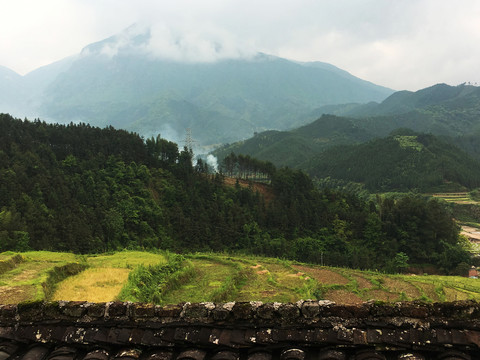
[461,226,480,241]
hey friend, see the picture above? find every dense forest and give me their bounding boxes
[303,130,480,192]
[0,114,470,273]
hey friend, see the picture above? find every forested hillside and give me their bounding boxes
[0,114,469,273]
[303,131,480,192]
[214,115,374,168]
[215,116,480,192]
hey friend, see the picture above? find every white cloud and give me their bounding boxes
[143,23,255,62]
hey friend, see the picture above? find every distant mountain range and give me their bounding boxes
[0,26,393,145]
[309,83,480,136]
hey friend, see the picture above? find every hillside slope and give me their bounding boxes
[302,132,480,192]
[214,115,374,168]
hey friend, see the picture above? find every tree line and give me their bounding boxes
[220,152,275,182]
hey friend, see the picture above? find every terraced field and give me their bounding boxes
[431,192,478,205]
[0,251,78,303]
[1,251,480,304]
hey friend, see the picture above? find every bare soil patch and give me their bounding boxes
[461,226,480,242]
[223,177,274,204]
[351,274,373,289]
[293,265,349,285]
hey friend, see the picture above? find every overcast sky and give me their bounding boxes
[1,0,479,91]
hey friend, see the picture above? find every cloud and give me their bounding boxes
[92,22,256,63]
[1,0,480,89]
[144,23,255,63]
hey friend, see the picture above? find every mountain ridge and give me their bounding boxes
[0,25,393,145]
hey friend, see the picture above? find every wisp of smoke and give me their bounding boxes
[206,154,218,172]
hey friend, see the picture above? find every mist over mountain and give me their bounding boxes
[0,25,393,146]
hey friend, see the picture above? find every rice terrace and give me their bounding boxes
[2,250,480,305]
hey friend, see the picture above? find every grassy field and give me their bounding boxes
[1,250,480,305]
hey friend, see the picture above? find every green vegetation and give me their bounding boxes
[0,114,471,273]
[304,133,480,192]
[0,253,24,275]
[215,84,480,193]
[215,121,480,193]
[214,115,373,169]
[86,251,168,268]
[2,250,480,305]
[118,253,194,303]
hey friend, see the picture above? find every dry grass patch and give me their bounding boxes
[261,262,307,289]
[293,265,349,285]
[324,289,363,304]
[86,251,167,268]
[410,282,440,302]
[0,285,37,304]
[237,268,298,303]
[53,268,130,302]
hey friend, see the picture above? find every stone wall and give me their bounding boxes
[1,300,480,359]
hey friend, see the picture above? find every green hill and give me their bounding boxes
[214,115,374,168]
[38,52,392,145]
[302,132,480,192]
[214,117,480,193]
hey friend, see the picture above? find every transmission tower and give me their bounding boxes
[184,128,196,153]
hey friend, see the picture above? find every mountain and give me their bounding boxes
[0,57,76,118]
[0,25,393,146]
[0,66,25,114]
